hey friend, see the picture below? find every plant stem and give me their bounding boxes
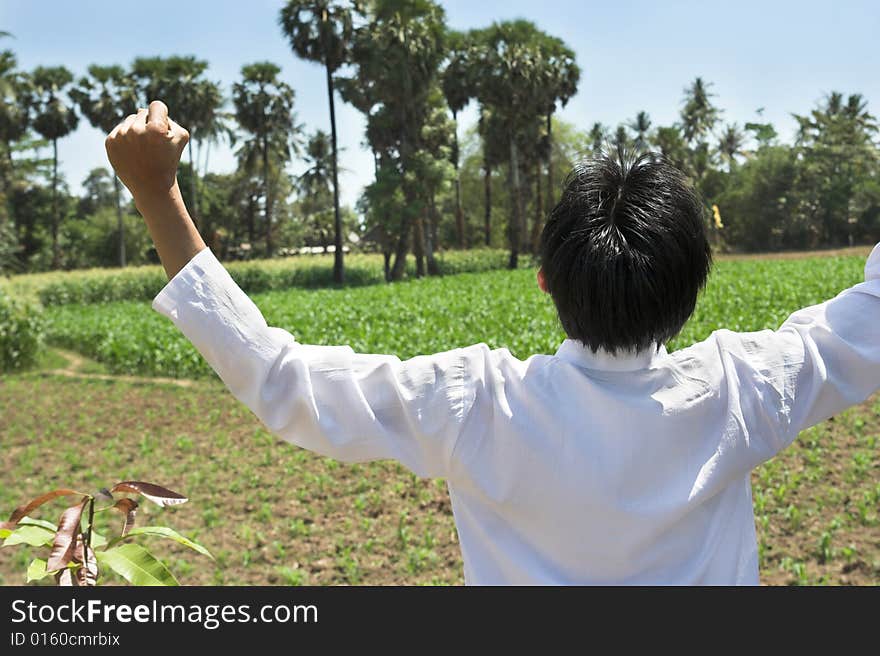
[83,496,95,582]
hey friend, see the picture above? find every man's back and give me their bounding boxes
[447,339,759,584]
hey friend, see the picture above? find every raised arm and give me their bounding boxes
[105,100,474,478]
[706,243,880,462]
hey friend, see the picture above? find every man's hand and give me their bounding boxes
[104,100,205,279]
[105,100,189,203]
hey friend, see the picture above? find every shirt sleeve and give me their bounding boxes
[711,242,880,460]
[151,247,472,478]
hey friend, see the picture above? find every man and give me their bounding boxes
[106,101,880,585]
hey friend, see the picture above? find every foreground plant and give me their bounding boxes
[0,481,212,586]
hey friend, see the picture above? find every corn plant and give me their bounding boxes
[0,481,212,586]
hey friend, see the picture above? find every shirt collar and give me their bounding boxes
[555,338,668,372]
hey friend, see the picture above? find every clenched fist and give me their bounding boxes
[105,100,189,202]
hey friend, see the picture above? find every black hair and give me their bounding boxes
[539,148,712,355]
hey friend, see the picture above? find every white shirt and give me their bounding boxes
[152,243,880,585]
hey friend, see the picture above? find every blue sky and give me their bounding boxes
[2,0,878,205]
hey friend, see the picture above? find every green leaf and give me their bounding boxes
[109,526,213,559]
[0,528,10,539]
[26,558,51,582]
[95,544,179,586]
[3,525,55,547]
[18,516,58,531]
[90,531,108,549]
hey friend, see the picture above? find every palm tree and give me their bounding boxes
[342,0,447,281]
[477,107,507,247]
[629,111,651,152]
[588,122,606,155]
[470,21,578,265]
[442,30,478,248]
[538,35,579,213]
[29,66,78,269]
[680,77,720,145]
[612,125,631,152]
[0,49,30,201]
[474,21,551,269]
[717,123,745,170]
[297,130,334,251]
[651,125,687,168]
[679,77,721,196]
[70,64,138,266]
[233,62,298,257]
[280,0,354,283]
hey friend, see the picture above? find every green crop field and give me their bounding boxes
[40,254,866,378]
[1,250,878,586]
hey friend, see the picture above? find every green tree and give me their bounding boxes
[70,64,138,266]
[280,0,355,283]
[793,92,879,246]
[588,122,607,155]
[717,122,746,171]
[629,111,651,152]
[233,62,299,256]
[297,129,335,251]
[78,167,116,217]
[681,77,720,144]
[344,0,447,280]
[441,29,479,248]
[651,124,688,169]
[538,35,579,212]
[717,145,800,250]
[612,124,631,151]
[0,49,30,204]
[28,65,78,269]
[469,21,577,265]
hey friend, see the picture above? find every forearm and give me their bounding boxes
[134,180,206,279]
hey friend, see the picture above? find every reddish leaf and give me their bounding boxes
[56,536,97,587]
[110,482,187,507]
[0,489,85,530]
[111,498,139,536]
[47,498,88,572]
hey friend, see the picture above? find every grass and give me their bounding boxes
[0,249,511,306]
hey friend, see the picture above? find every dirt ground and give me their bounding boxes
[1,352,877,586]
[716,245,875,261]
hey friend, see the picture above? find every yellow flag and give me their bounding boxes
[712,204,724,229]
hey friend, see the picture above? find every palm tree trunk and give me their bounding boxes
[247,191,256,246]
[452,111,465,249]
[2,144,14,209]
[483,158,492,246]
[429,192,440,257]
[546,112,554,215]
[51,138,60,270]
[413,214,425,278]
[425,200,438,276]
[262,136,272,257]
[326,63,344,284]
[188,139,199,231]
[508,137,522,270]
[112,175,126,267]
[531,160,543,254]
[390,214,410,281]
